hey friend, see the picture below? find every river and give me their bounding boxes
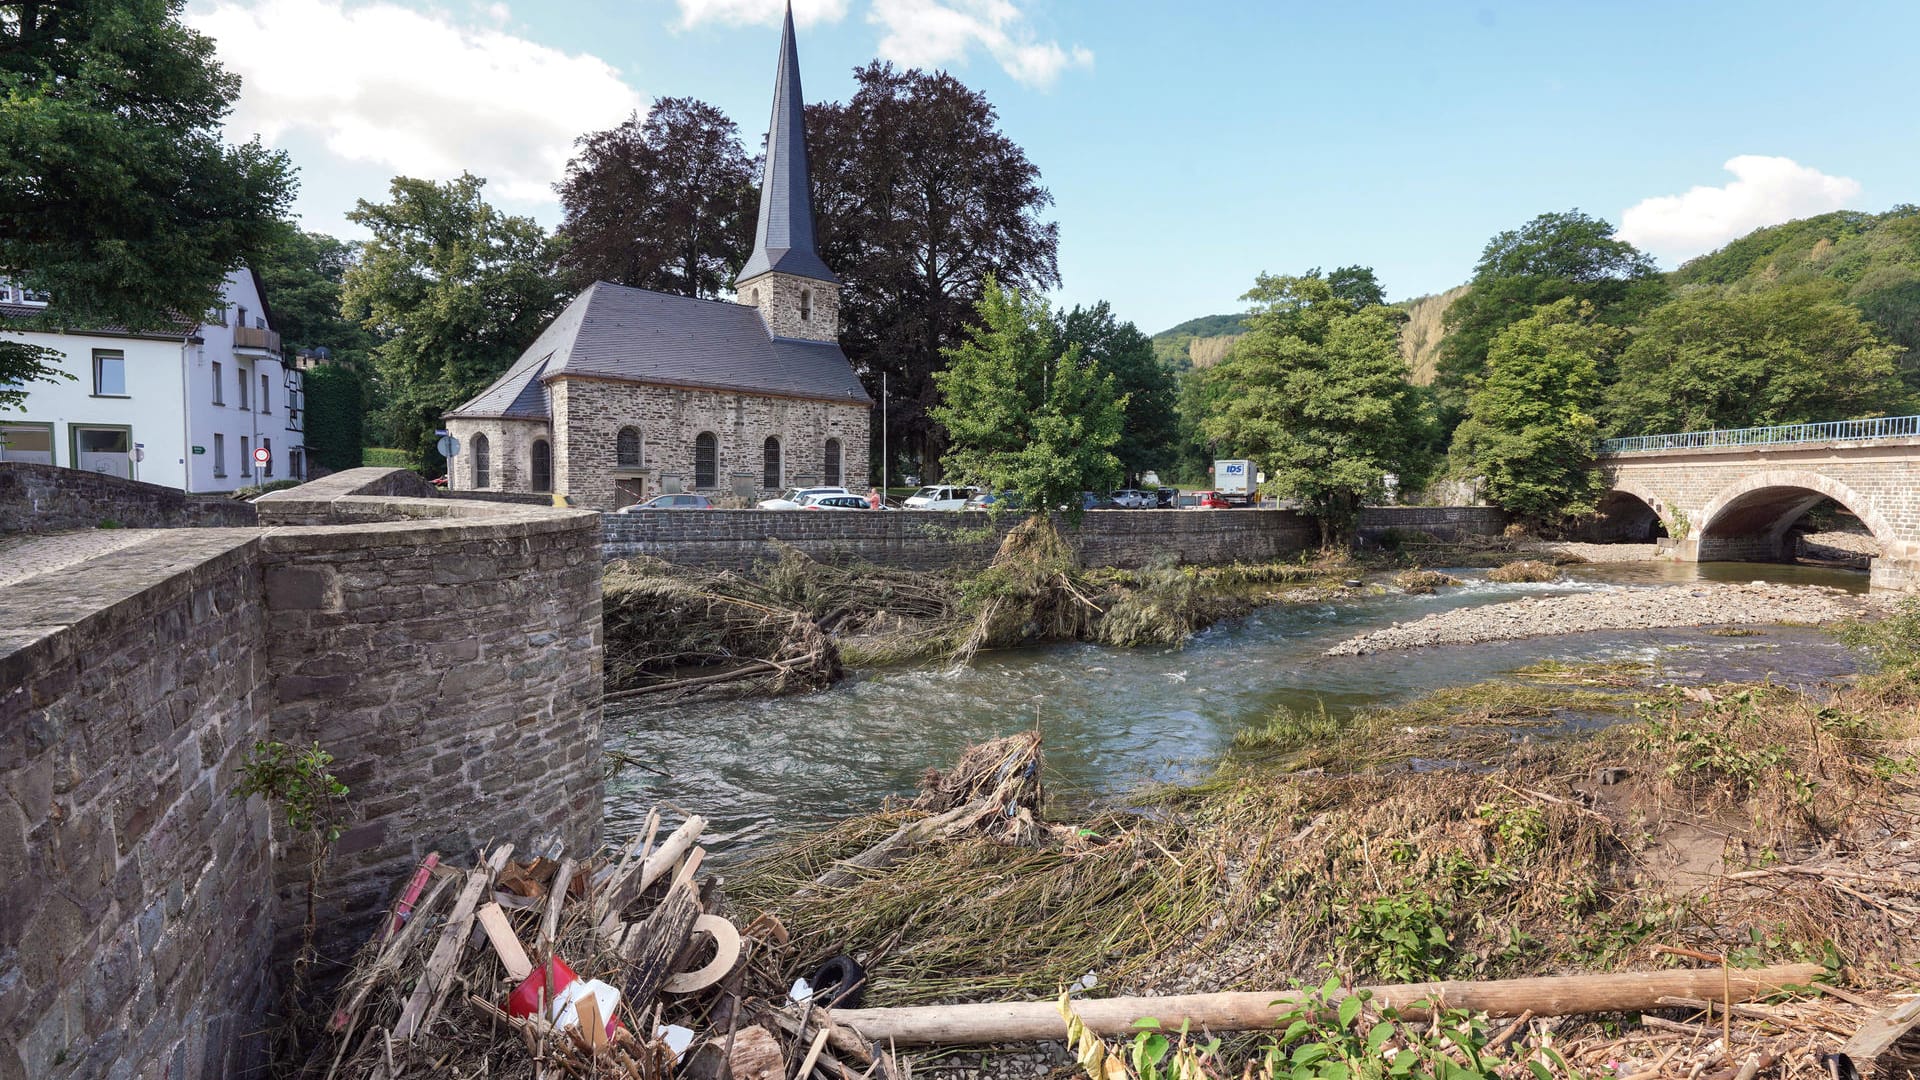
[603,560,1869,854]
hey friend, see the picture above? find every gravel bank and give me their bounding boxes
[1325,581,1880,655]
[1524,541,1661,563]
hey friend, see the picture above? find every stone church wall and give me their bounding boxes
[737,272,840,341]
[551,377,869,509]
[1,470,605,1077]
[443,417,549,496]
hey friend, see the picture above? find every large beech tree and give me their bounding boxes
[0,0,294,406]
[807,63,1060,478]
[556,98,758,298]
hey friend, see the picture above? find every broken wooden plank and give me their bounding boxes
[598,815,704,942]
[539,856,577,961]
[1839,996,1920,1070]
[394,844,513,1041]
[618,847,705,1010]
[830,963,1826,1046]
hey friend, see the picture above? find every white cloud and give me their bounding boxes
[868,0,1091,88]
[188,0,645,205]
[1617,155,1862,261]
[674,0,849,28]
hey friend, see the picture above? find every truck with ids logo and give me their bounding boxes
[1212,458,1259,506]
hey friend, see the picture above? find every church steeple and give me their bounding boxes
[736,2,837,287]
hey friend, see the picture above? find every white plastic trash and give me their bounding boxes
[552,978,622,1033]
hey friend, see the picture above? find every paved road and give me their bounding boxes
[0,529,173,590]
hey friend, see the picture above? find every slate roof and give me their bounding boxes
[0,302,203,341]
[446,282,872,420]
[735,3,837,286]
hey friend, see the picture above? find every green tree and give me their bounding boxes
[1450,299,1617,523]
[1203,273,1432,545]
[1606,285,1910,435]
[1436,210,1663,415]
[932,279,1124,519]
[1055,302,1177,484]
[301,364,365,473]
[1322,264,1388,309]
[253,227,375,365]
[1,0,294,404]
[341,174,563,471]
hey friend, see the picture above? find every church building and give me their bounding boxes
[444,7,872,509]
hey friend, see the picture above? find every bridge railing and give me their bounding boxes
[1598,414,1920,454]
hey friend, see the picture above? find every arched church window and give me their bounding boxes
[824,438,841,487]
[472,433,491,488]
[763,436,782,489]
[694,433,718,488]
[616,426,642,467]
[530,439,552,492]
[799,289,813,321]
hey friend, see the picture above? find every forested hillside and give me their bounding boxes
[1151,313,1245,369]
[1669,205,1920,385]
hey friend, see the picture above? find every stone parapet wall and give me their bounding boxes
[603,508,1323,572]
[0,469,606,1077]
[0,461,258,534]
[0,531,274,1078]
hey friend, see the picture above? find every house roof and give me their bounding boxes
[445,282,872,420]
[0,301,203,342]
[735,3,837,287]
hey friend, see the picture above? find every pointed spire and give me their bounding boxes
[737,1,838,286]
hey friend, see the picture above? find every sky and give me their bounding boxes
[185,0,1920,336]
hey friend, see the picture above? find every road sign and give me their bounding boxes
[192,445,205,455]
[133,444,146,463]
[254,447,270,465]
[437,434,460,459]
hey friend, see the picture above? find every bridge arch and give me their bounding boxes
[1592,477,1675,542]
[1693,470,1896,563]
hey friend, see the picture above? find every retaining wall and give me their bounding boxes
[602,507,1321,571]
[601,505,1509,571]
[0,469,605,1078]
[0,462,258,534]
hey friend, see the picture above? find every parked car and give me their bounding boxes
[801,494,878,510]
[1109,488,1153,509]
[964,490,1025,511]
[903,484,978,510]
[1183,490,1230,509]
[618,493,714,512]
[1154,488,1178,509]
[1073,491,1119,511]
[759,485,850,510]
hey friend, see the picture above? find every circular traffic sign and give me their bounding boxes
[254,447,270,464]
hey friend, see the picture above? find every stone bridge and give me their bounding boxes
[1595,416,1920,591]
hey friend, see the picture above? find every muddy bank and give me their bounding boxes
[1326,580,1883,655]
[1525,540,1660,563]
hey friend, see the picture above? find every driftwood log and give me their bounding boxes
[618,848,705,1007]
[831,963,1826,1046]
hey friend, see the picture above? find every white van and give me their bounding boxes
[903,484,978,511]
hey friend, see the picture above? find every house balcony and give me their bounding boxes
[233,325,281,354]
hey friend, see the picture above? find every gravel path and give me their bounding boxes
[1325,581,1881,655]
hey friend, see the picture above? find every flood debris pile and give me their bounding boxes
[1485,558,1562,583]
[734,630,1920,1079]
[301,810,911,1080]
[601,521,1351,698]
[602,557,842,698]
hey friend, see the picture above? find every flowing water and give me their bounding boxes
[604,560,1869,854]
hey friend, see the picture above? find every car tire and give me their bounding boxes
[809,955,867,1009]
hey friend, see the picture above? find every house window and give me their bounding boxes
[72,426,131,479]
[262,438,273,477]
[260,373,270,414]
[616,426,642,467]
[237,306,248,328]
[530,439,552,492]
[288,448,304,480]
[824,438,841,487]
[762,436,781,489]
[237,367,249,410]
[799,289,812,321]
[92,350,126,396]
[213,433,226,477]
[694,432,717,488]
[0,422,55,464]
[211,361,224,404]
[240,436,252,477]
[473,433,491,488]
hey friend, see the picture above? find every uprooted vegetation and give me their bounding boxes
[601,519,1360,697]
[731,606,1920,1079]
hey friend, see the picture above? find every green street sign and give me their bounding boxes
[192,445,205,454]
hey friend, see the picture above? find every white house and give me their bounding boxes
[0,268,307,492]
